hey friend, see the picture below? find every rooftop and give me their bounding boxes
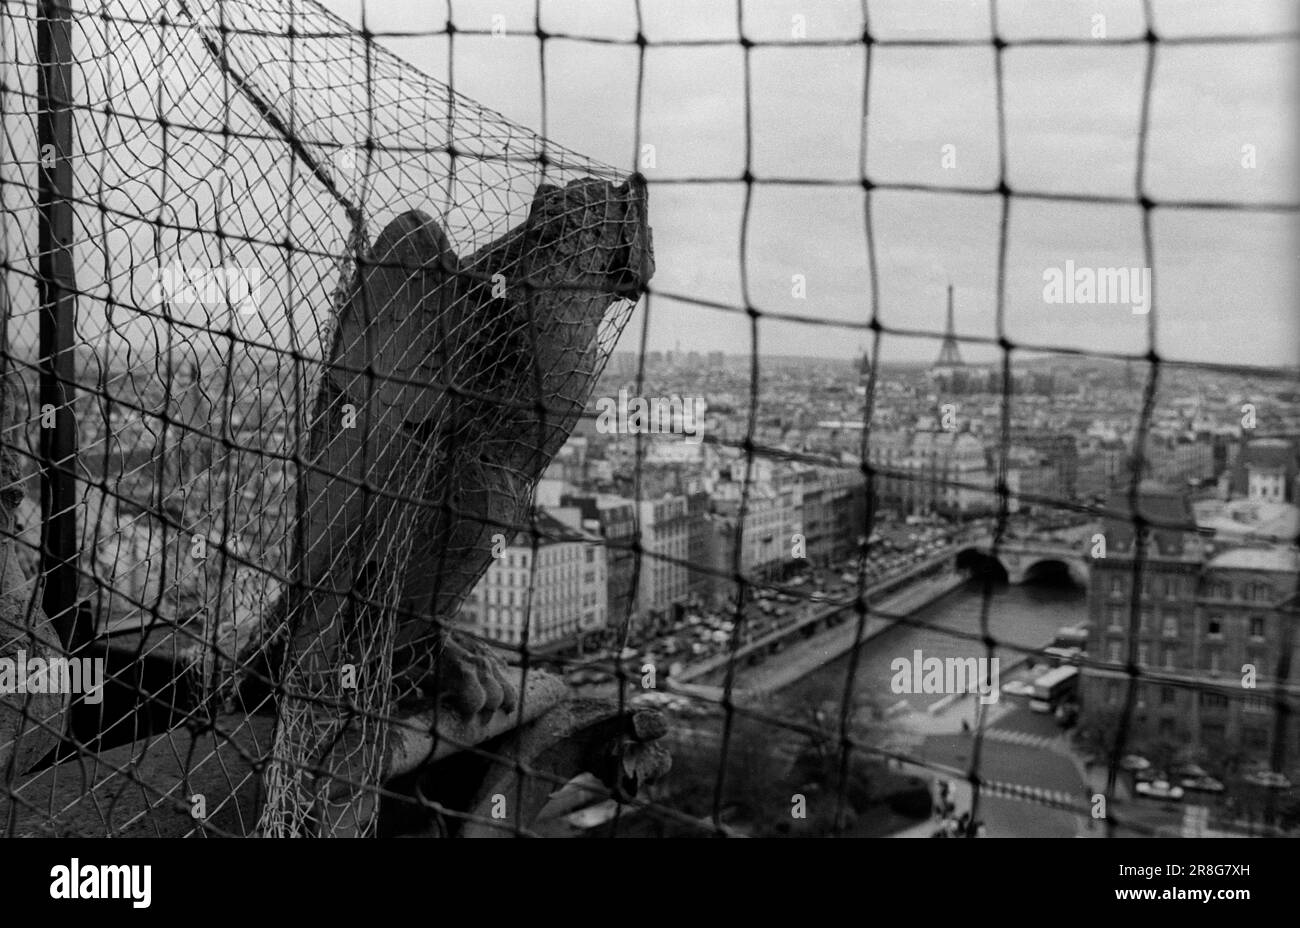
[505,509,600,547]
[1206,547,1300,573]
[1194,499,1300,544]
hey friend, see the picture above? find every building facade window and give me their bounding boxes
[1200,722,1226,744]
[1198,691,1228,710]
[1244,695,1270,714]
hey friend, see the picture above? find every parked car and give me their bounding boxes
[631,691,672,707]
[1120,754,1152,773]
[1242,770,1292,790]
[1179,774,1226,795]
[1000,680,1034,697]
[1135,779,1184,801]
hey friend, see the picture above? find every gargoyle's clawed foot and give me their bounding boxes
[431,631,518,721]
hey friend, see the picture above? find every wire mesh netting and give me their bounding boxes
[0,0,1297,838]
[1,0,648,837]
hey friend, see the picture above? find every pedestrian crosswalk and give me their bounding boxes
[980,779,1080,810]
[981,727,1063,752]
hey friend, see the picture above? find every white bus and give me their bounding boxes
[1029,666,1078,713]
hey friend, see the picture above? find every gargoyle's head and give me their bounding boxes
[526,173,654,298]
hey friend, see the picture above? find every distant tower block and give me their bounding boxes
[855,345,873,396]
[935,284,963,368]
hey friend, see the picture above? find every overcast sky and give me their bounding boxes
[314,0,1298,368]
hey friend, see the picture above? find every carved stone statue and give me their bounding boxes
[258,174,655,835]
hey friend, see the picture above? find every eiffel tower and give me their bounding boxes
[935,283,963,367]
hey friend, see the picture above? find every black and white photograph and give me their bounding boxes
[0,0,1296,903]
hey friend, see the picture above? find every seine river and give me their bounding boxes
[775,576,1088,711]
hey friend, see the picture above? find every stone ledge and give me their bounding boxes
[4,669,659,837]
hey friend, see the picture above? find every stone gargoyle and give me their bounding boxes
[253,173,666,835]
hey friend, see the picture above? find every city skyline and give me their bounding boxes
[318,0,1299,367]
